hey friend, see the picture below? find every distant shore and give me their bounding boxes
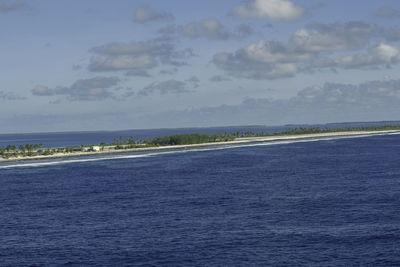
[1,130,399,163]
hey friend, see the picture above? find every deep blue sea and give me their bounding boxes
[1,132,400,265]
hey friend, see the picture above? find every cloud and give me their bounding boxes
[125,70,152,77]
[385,27,400,42]
[88,39,192,72]
[235,24,254,39]
[293,80,400,112]
[0,0,26,13]
[291,21,378,52]
[185,76,200,88]
[133,5,174,23]
[375,7,400,19]
[209,75,231,82]
[212,21,397,80]
[213,40,313,79]
[159,20,255,41]
[232,0,304,21]
[146,79,400,127]
[159,68,178,75]
[180,19,231,40]
[72,64,83,71]
[138,79,191,96]
[0,90,26,100]
[32,77,120,101]
[31,85,54,96]
[335,43,400,69]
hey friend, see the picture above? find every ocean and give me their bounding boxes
[1,130,400,265]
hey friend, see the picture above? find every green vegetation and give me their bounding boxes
[149,133,234,146]
[1,125,400,160]
[275,125,400,136]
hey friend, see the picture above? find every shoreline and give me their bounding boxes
[1,130,399,163]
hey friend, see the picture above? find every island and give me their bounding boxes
[1,125,400,163]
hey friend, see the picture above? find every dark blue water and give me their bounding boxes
[1,134,400,265]
[1,121,399,148]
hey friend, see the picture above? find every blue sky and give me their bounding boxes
[2,0,400,133]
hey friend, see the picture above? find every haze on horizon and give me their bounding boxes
[2,0,400,133]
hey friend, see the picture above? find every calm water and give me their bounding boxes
[1,134,400,265]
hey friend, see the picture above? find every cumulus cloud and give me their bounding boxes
[336,43,400,69]
[211,21,398,80]
[31,77,120,101]
[232,0,304,21]
[138,79,191,96]
[291,21,378,52]
[133,5,174,23]
[375,7,400,19]
[88,39,192,72]
[0,90,26,100]
[0,0,26,13]
[213,40,313,79]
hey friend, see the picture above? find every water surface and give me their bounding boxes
[1,134,400,265]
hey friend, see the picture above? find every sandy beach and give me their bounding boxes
[1,129,399,163]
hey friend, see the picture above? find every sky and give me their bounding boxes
[2,0,400,133]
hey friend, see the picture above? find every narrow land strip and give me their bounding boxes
[1,130,398,163]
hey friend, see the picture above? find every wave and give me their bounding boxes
[0,133,396,169]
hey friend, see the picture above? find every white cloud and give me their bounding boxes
[336,43,400,69]
[213,40,312,79]
[232,0,304,21]
[212,21,400,80]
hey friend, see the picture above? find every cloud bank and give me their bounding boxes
[146,79,400,127]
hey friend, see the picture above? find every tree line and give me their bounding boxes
[2,125,400,159]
